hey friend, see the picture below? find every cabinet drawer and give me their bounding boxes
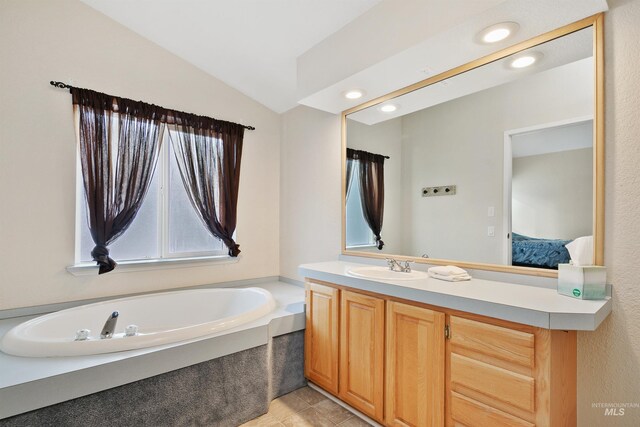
[451,392,534,427]
[450,353,535,413]
[450,316,534,370]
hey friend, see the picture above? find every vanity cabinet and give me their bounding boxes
[339,290,385,420]
[447,316,576,426]
[386,301,445,427]
[304,282,340,394]
[304,280,577,426]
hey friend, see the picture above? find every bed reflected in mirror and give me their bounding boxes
[508,119,593,269]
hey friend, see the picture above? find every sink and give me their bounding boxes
[346,266,429,281]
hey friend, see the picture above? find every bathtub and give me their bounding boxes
[0,287,276,357]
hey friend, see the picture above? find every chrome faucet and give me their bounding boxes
[386,258,412,273]
[100,311,119,339]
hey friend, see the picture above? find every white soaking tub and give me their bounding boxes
[0,287,276,357]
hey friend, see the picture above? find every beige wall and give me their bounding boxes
[281,1,640,423]
[512,148,593,240]
[0,0,281,310]
[279,106,341,279]
[578,0,640,424]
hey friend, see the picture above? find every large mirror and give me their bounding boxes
[342,16,604,277]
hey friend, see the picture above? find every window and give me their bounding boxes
[345,165,376,248]
[76,129,228,264]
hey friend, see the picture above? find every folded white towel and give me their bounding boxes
[428,265,469,276]
[428,271,472,282]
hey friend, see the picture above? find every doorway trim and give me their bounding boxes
[502,115,594,265]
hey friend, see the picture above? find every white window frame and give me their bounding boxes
[69,128,236,275]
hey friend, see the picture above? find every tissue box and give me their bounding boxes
[557,264,607,300]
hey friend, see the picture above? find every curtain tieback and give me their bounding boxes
[375,236,385,250]
[91,245,118,275]
[226,241,241,257]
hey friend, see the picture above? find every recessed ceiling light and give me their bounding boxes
[380,104,397,113]
[344,89,364,100]
[477,22,519,44]
[509,52,543,69]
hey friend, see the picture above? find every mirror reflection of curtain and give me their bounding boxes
[347,148,386,250]
[345,158,354,200]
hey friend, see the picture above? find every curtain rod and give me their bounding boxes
[347,147,390,159]
[50,81,256,131]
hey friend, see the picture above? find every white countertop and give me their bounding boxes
[299,261,611,330]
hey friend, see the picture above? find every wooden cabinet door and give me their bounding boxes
[386,301,445,427]
[339,290,385,421]
[305,282,340,394]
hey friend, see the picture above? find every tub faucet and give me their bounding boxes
[386,258,412,273]
[100,311,119,339]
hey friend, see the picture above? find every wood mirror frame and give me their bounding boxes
[341,14,604,278]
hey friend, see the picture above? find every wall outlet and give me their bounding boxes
[422,185,456,197]
[488,226,495,237]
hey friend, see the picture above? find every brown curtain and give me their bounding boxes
[347,148,386,250]
[72,88,166,274]
[168,112,244,257]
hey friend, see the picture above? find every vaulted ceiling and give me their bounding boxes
[81,0,608,114]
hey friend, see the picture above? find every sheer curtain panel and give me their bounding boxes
[168,112,244,257]
[72,88,165,274]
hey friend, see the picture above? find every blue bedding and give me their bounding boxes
[512,233,571,269]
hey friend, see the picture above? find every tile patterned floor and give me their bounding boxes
[240,386,373,427]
